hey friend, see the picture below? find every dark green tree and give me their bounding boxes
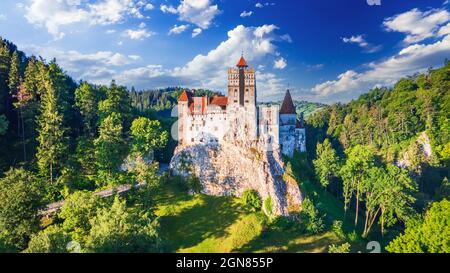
[0,168,44,250]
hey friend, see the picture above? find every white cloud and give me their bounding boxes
[342,35,382,53]
[107,24,287,97]
[124,28,155,40]
[21,24,289,100]
[160,0,220,30]
[273,57,287,69]
[280,34,292,43]
[106,29,116,34]
[255,2,275,9]
[438,22,450,36]
[21,45,140,82]
[160,4,178,14]
[240,11,253,17]
[312,33,450,99]
[192,27,202,37]
[0,14,6,21]
[144,3,154,10]
[23,0,151,39]
[169,24,190,35]
[383,8,450,44]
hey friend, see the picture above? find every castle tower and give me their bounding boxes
[177,90,192,146]
[226,55,258,143]
[279,89,298,157]
[228,55,256,107]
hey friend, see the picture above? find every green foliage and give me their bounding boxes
[58,191,103,245]
[187,176,203,194]
[241,190,262,211]
[36,62,68,183]
[331,220,345,240]
[98,81,131,124]
[0,115,7,135]
[298,198,324,235]
[94,113,128,186]
[313,138,341,189]
[0,168,44,250]
[340,145,377,217]
[264,197,273,217]
[130,117,168,155]
[25,225,71,253]
[328,242,351,253]
[386,199,450,253]
[75,82,102,137]
[84,196,163,253]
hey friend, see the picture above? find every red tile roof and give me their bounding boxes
[178,90,192,102]
[237,56,248,67]
[280,89,296,114]
[210,96,228,106]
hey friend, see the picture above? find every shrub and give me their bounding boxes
[332,220,345,239]
[25,225,72,253]
[299,198,324,235]
[328,242,351,253]
[241,190,262,211]
[187,176,203,194]
[264,197,273,217]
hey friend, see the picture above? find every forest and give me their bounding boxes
[0,36,448,253]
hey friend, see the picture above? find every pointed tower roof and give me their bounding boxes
[280,89,297,115]
[178,90,192,102]
[237,55,248,68]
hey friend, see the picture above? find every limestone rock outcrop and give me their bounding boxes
[170,143,303,216]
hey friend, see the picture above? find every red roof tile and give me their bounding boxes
[178,90,192,102]
[210,96,228,106]
[237,56,248,67]
[280,89,296,114]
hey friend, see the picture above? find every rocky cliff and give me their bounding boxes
[170,143,303,216]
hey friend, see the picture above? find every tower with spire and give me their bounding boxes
[176,55,306,157]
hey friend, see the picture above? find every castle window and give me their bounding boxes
[191,138,194,142]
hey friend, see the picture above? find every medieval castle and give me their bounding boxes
[176,56,306,157]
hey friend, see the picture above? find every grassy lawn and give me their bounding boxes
[154,182,349,253]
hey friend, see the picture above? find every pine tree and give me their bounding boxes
[94,112,127,186]
[36,63,67,183]
[8,51,19,97]
[75,82,100,138]
[0,39,10,117]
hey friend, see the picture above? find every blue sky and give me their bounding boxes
[0,0,449,103]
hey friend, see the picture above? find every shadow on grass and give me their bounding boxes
[155,184,247,252]
[238,228,339,253]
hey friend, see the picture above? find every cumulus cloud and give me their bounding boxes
[0,14,7,21]
[22,44,140,83]
[273,57,287,69]
[22,25,290,99]
[312,33,450,100]
[169,24,190,35]
[240,11,253,17]
[124,28,155,40]
[160,0,220,31]
[144,3,154,10]
[383,8,450,44]
[23,0,152,39]
[342,35,382,53]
